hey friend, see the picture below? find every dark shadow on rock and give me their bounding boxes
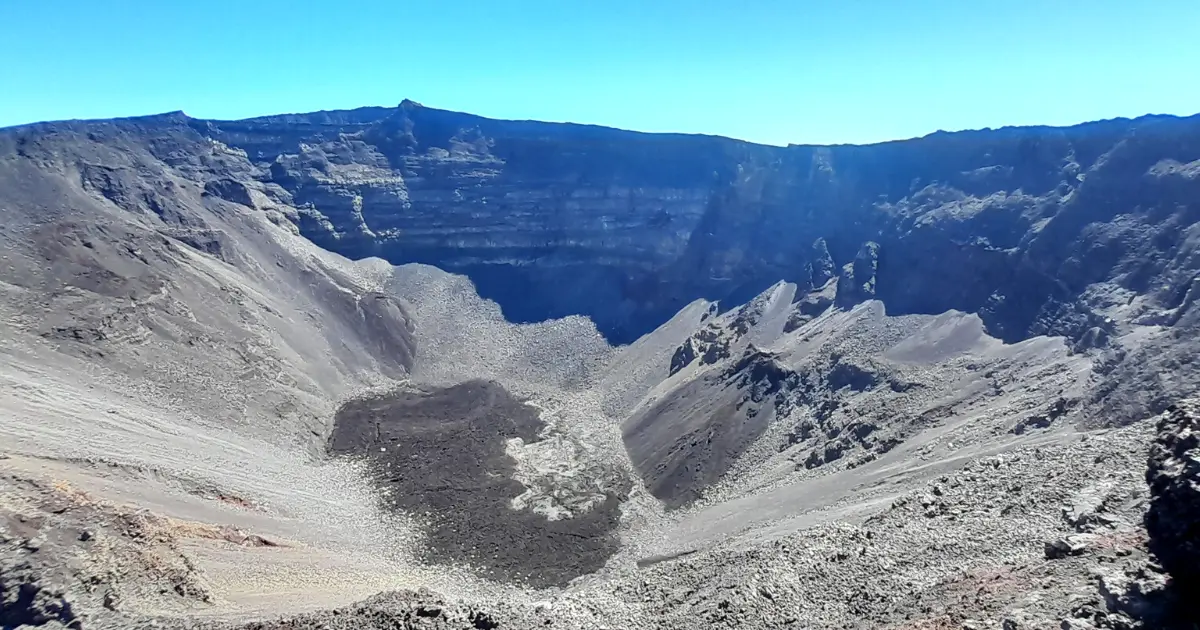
[1138,399,1200,627]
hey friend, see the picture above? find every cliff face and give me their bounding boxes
[0,113,418,454]
[189,102,745,339]
[190,103,1200,356]
[4,104,1200,625]
[7,103,1196,421]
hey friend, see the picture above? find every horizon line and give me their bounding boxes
[4,100,1199,149]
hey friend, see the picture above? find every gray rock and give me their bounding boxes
[810,237,836,285]
[836,241,881,307]
[1144,399,1200,587]
[1046,534,1101,559]
[0,561,81,629]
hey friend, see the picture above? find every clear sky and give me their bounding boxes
[3,1,1198,145]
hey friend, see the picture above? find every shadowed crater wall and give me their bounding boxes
[193,105,1200,371]
[7,103,1199,426]
[327,380,625,588]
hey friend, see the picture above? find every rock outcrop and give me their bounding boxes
[809,237,837,286]
[1145,399,1200,589]
[835,241,880,306]
[0,114,418,451]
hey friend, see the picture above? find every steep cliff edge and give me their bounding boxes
[4,104,1199,425]
[184,102,1200,422]
[5,105,1200,628]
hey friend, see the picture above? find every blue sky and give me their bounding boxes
[2,1,1198,145]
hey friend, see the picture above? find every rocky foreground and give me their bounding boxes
[3,400,1197,629]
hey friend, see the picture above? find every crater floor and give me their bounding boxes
[327,380,628,588]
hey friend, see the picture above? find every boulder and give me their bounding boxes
[1044,534,1100,559]
[836,241,880,306]
[1145,399,1200,587]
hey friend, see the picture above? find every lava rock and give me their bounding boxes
[1045,534,1100,559]
[1144,399,1200,588]
[835,241,880,306]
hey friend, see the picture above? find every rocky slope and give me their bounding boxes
[0,114,433,623]
[0,114,418,448]
[188,102,1200,423]
[2,105,1199,629]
